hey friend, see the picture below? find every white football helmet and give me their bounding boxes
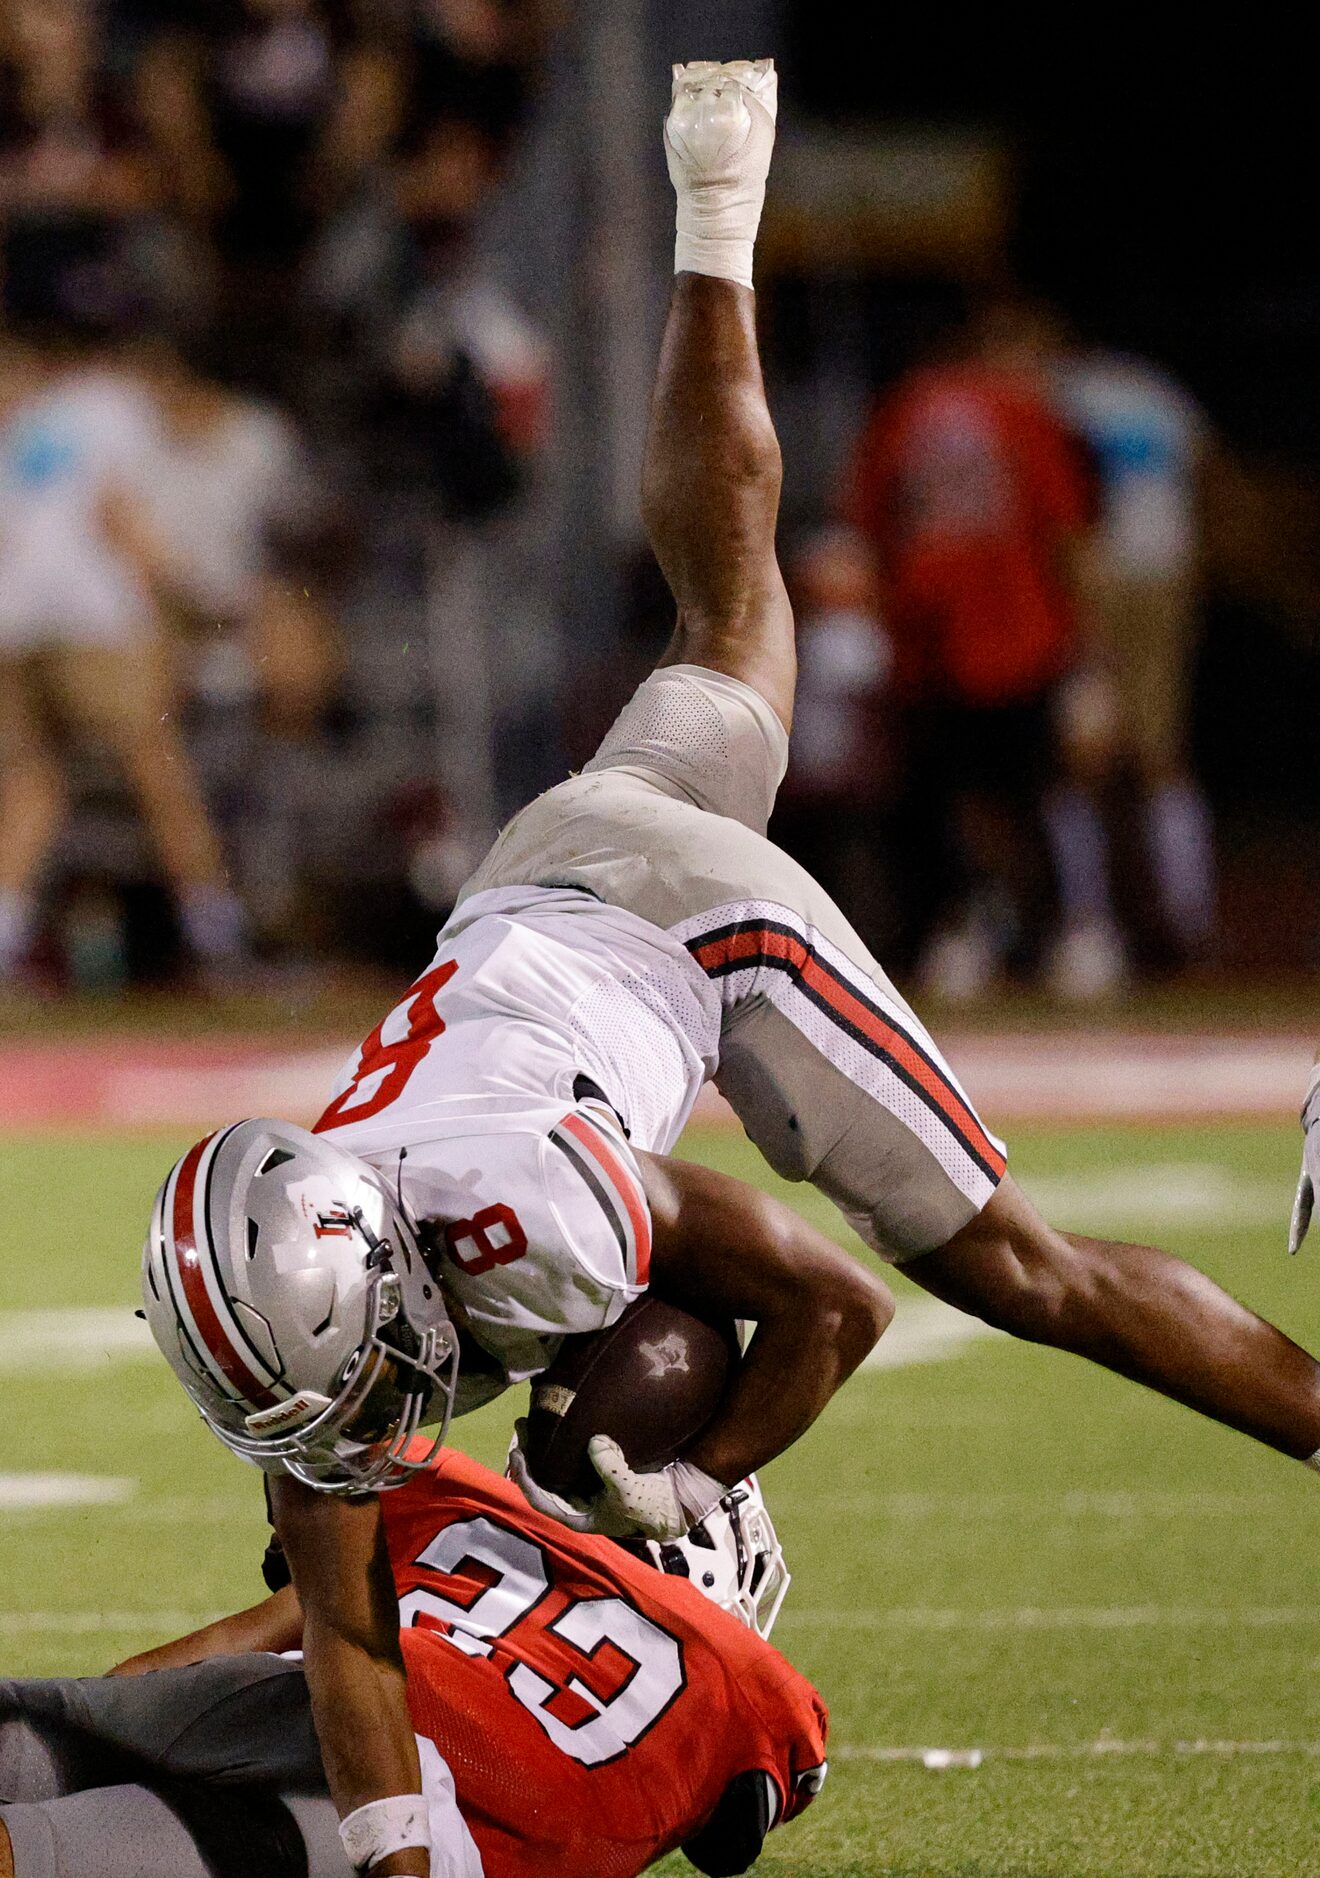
[634,1474,790,1639]
[142,1119,458,1493]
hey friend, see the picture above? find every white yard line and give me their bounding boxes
[780,1606,1319,1631]
[0,1495,254,1522]
[0,1474,136,1510]
[861,1297,1004,1371]
[0,1308,155,1374]
[0,1611,220,1636]
[778,1489,1298,1520]
[0,1296,997,1378]
[835,1737,1320,1767]
[1018,1162,1284,1232]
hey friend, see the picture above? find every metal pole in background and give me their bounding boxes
[586,0,661,545]
[423,2,784,843]
[425,518,501,860]
[423,18,594,847]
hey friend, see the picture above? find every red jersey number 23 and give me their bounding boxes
[315,960,458,1131]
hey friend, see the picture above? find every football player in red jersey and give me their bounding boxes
[0,1449,826,1878]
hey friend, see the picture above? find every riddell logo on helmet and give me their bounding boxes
[244,1389,332,1435]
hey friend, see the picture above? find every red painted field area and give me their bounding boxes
[0,1031,1309,1132]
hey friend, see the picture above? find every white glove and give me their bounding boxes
[1290,1062,1320,1254]
[507,1422,726,1540]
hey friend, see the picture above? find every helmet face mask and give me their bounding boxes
[143,1120,462,1495]
[215,1264,460,1494]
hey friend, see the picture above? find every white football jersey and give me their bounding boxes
[315,886,721,1388]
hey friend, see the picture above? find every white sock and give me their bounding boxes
[1043,785,1117,931]
[180,885,247,965]
[666,59,778,290]
[0,888,39,975]
[1145,780,1215,949]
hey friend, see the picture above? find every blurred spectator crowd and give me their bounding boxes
[0,5,1299,1003]
[0,0,555,990]
[779,295,1218,1003]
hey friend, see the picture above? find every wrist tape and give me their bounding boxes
[670,1458,728,1527]
[339,1794,430,1873]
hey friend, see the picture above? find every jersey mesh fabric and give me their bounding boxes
[384,1449,828,1878]
[582,664,788,835]
[597,674,731,770]
[568,967,717,1150]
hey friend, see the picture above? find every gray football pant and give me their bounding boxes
[0,1656,353,1878]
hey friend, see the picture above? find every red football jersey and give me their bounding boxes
[381,1449,828,1878]
[845,362,1091,705]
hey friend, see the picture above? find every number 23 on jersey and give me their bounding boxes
[399,1513,685,1768]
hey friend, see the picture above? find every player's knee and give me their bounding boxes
[970,1220,1132,1349]
[919,1182,1097,1346]
[848,1264,896,1349]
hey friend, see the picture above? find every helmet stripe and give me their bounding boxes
[170,1131,281,1411]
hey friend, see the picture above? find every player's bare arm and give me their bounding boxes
[510,1157,893,1540]
[643,62,796,733]
[109,1583,303,1676]
[641,1153,893,1484]
[270,1477,429,1878]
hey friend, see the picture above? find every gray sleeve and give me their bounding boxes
[0,1657,322,1791]
[1,1783,352,1878]
[584,664,789,836]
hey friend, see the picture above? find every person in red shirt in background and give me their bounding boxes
[844,298,1099,1000]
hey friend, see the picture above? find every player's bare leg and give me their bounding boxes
[907,1175,1320,1462]
[642,60,796,732]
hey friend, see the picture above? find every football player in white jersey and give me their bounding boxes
[143,61,1320,1878]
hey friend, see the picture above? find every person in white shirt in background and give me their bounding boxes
[1047,342,1216,993]
[119,339,342,944]
[0,332,248,985]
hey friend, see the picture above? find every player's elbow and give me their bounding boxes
[797,1258,893,1374]
[834,1263,895,1368]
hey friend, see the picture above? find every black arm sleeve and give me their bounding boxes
[681,1769,776,1877]
[261,1478,292,1592]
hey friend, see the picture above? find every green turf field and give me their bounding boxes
[2,1119,1317,1876]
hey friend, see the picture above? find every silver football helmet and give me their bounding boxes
[142,1119,458,1493]
[636,1474,790,1639]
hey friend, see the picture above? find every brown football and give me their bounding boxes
[523,1296,740,1501]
